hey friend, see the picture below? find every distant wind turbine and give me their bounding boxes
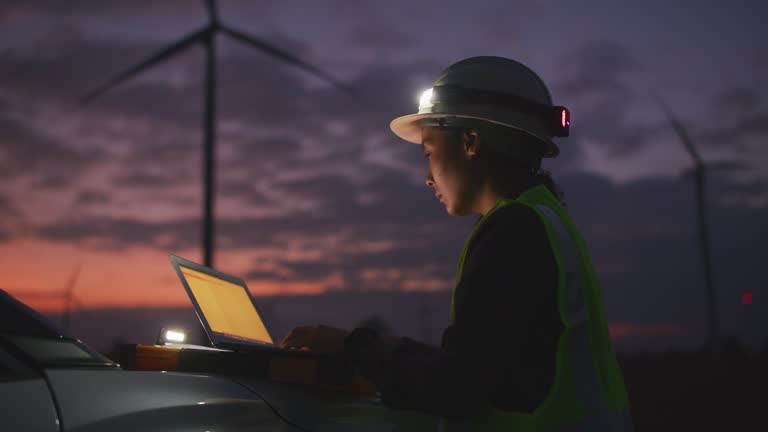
[82,0,352,268]
[61,265,81,335]
[653,95,721,356]
[10,265,83,335]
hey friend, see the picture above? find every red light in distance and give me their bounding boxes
[742,292,753,305]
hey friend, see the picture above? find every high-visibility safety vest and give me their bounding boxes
[446,184,633,432]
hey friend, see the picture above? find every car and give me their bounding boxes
[0,289,440,431]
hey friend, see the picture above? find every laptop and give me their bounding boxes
[169,254,287,353]
[168,254,369,389]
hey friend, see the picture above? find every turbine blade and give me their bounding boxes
[220,25,354,93]
[205,0,219,21]
[653,94,703,164]
[81,27,210,104]
[70,296,85,310]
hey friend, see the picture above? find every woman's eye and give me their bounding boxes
[424,153,431,159]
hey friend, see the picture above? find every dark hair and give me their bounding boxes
[531,168,566,207]
[452,121,566,206]
[494,157,567,207]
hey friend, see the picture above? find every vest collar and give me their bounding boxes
[500,183,551,203]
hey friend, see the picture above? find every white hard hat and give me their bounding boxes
[390,56,569,158]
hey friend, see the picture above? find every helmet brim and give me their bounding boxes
[390,112,560,158]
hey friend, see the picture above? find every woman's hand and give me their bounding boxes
[279,325,350,354]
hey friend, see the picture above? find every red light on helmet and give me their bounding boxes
[552,106,570,137]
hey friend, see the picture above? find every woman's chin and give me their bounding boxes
[445,202,472,217]
[439,198,463,216]
[444,202,459,216]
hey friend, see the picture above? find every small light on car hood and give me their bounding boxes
[157,327,187,345]
[164,329,186,343]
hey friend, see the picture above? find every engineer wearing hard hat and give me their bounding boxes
[281,56,633,431]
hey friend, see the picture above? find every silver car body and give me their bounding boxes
[0,290,439,431]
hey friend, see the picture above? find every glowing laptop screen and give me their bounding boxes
[179,265,273,345]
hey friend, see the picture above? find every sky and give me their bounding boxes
[1,0,766,349]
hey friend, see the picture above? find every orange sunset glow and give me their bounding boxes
[1,239,362,313]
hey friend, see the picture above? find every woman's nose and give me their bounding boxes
[425,177,434,188]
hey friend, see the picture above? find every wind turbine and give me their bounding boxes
[82,0,351,268]
[9,265,83,335]
[61,265,82,335]
[653,95,721,356]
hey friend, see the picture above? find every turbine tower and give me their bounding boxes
[82,0,351,268]
[654,96,720,356]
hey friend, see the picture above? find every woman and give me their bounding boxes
[282,56,632,431]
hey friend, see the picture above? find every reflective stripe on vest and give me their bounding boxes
[535,204,633,432]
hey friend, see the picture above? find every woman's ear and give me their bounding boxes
[463,128,481,158]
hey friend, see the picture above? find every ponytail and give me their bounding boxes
[500,159,566,207]
[533,168,566,207]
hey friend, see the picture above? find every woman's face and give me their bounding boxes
[421,126,479,216]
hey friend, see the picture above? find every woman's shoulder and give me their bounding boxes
[468,200,549,253]
[485,200,545,230]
